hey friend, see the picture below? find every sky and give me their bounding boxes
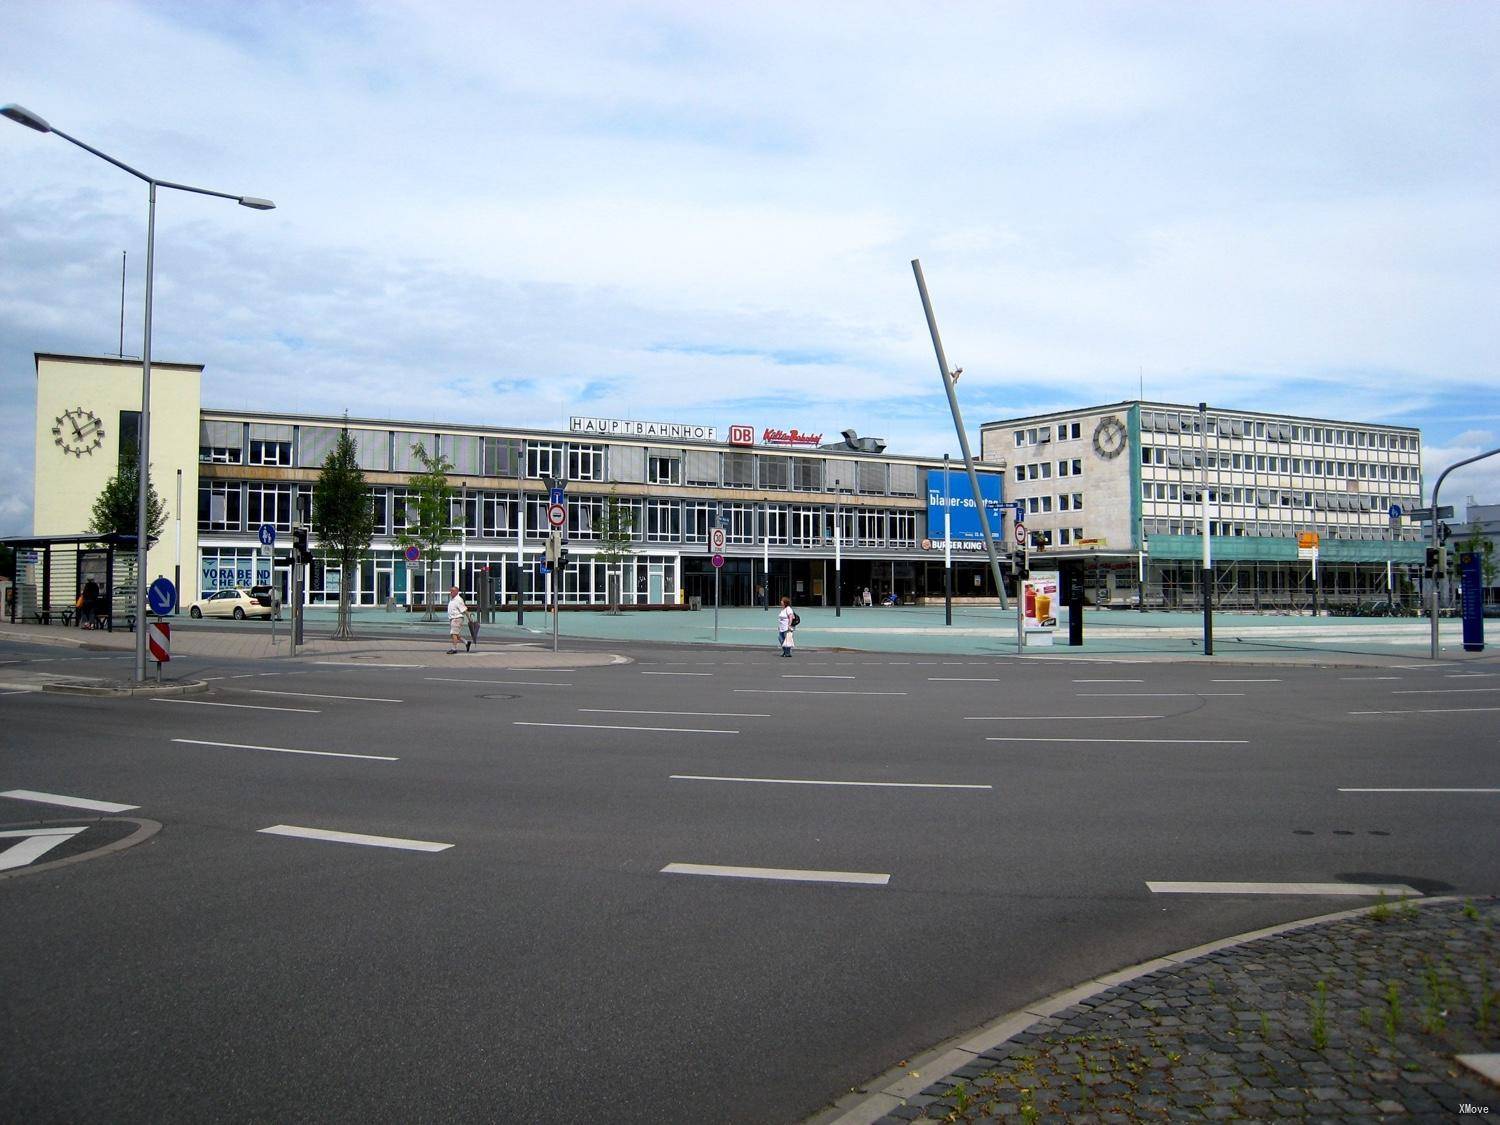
[3,0,1498,537]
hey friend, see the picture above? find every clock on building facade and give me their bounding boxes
[52,407,106,457]
[1091,414,1127,459]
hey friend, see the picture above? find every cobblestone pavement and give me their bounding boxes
[885,898,1499,1122]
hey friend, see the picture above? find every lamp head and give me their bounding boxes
[237,196,276,211]
[2,104,52,132]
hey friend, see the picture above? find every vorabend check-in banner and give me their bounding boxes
[925,469,1006,540]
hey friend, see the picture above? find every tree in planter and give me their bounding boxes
[395,442,456,621]
[595,490,636,615]
[312,427,375,640]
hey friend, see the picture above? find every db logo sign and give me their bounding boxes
[728,425,754,446]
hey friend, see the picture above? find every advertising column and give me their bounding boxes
[1022,570,1059,646]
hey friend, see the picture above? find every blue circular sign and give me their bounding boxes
[1388,504,1402,520]
[257,523,277,547]
[147,576,177,616]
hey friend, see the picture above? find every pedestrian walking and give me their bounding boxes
[777,596,798,657]
[80,578,100,629]
[446,585,470,654]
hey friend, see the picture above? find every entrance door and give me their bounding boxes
[648,567,664,604]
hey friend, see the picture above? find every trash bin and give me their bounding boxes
[688,595,703,610]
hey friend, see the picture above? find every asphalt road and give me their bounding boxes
[1,638,1496,1122]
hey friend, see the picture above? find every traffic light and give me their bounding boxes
[1438,521,1452,544]
[292,526,312,565]
[558,546,570,570]
[1425,547,1440,573]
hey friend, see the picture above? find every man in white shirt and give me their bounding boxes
[447,585,469,654]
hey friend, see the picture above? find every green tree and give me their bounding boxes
[595,489,636,615]
[312,427,376,640]
[395,442,456,621]
[89,448,166,541]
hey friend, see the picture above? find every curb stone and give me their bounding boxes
[804,906,1500,1122]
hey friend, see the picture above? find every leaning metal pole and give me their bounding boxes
[1428,446,1500,660]
[911,260,1013,638]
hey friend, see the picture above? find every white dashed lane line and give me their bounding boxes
[662,862,889,886]
[987,736,1247,744]
[259,825,452,852]
[150,698,320,713]
[669,775,992,791]
[580,709,769,718]
[1338,787,1500,793]
[1147,880,1420,896]
[0,788,140,812]
[171,739,399,762]
[514,721,738,734]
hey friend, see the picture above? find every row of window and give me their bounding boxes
[1013,422,1084,447]
[1142,485,1412,520]
[1018,493,1085,515]
[1141,445,1421,482]
[1014,458,1083,482]
[1140,411,1417,451]
[199,482,923,547]
[1143,519,1408,542]
[199,427,922,497]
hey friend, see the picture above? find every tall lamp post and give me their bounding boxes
[1199,402,1214,655]
[3,104,274,682]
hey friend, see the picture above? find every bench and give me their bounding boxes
[33,609,75,626]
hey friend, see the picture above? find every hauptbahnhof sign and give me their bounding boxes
[570,416,719,441]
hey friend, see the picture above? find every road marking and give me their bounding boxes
[246,690,402,703]
[0,689,34,696]
[986,736,1247,744]
[0,789,139,812]
[258,825,451,852]
[1349,707,1500,715]
[150,698,321,713]
[929,677,1002,682]
[1073,678,1145,683]
[514,721,738,734]
[966,714,1164,721]
[1077,692,1245,698]
[1338,787,1500,793]
[580,708,770,718]
[425,677,573,687]
[1391,688,1500,695]
[172,738,398,761]
[641,671,714,677]
[661,862,889,886]
[1447,673,1497,678]
[735,689,906,696]
[202,676,225,681]
[670,775,992,790]
[1147,880,1420,896]
[783,674,856,679]
[1342,676,1401,681]
[0,826,88,871]
[1212,678,1281,683]
[315,661,426,668]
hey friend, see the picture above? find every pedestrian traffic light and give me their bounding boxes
[1438,521,1452,543]
[1425,547,1439,572]
[292,526,312,564]
[558,547,570,569]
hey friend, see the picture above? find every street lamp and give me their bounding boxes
[4,104,274,682]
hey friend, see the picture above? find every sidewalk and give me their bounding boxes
[0,620,621,670]
[324,604,1484,664]
[827,897,1499,1122]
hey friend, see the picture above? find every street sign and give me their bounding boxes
[709,527,726,553]
[549,486,566,506]
[1297,531,1320,550]
[147,576,177,616]
[1408,505,1455,522]
[147,621,170,663]
[536,560,551,577]
[547,503,567,528]
[1388,504,1403,520]
[403,545,421,563]
[711,553,725,568]
[1014,522,1026,545]
[257,523,276,547]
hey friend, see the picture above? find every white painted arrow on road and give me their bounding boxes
[0,826,87,871]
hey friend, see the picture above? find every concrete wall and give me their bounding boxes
[33,354,203,603]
